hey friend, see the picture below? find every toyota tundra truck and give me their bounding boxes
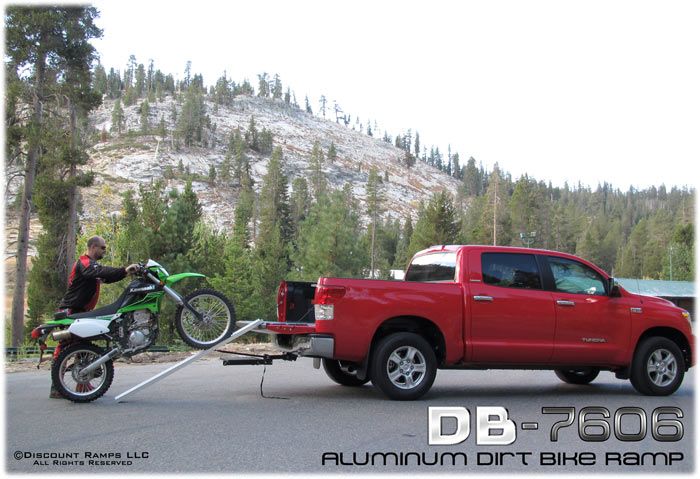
[254,245,694,400]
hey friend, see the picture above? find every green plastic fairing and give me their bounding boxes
[165,272,206,286]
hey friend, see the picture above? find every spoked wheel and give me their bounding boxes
[51,342,114,403]
[175,288,236,349]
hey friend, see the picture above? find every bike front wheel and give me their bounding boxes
[175,288,236,349]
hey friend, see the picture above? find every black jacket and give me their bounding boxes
[58,255,127,313]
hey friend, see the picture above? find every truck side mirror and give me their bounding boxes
[609,278,621,298]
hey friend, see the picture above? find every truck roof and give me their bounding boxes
[413,245,611,278]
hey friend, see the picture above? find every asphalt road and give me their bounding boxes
[5,356,694,474]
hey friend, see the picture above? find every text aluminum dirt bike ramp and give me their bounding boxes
[114,319,263,403]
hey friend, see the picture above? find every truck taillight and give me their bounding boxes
[277,281,287,322]
[313,285,345,321]
[314,285,346,305]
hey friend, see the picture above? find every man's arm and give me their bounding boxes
[80,261,127,284]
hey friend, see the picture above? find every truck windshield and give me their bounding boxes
[405,252,457,282]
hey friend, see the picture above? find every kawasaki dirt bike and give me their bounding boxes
[31,260,236,402]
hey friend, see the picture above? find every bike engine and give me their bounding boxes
[118,309,158,355]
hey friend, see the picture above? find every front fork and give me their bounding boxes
[148,272,203,321]
[164,285,204,321]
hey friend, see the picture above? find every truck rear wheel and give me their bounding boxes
[555,368,600,385]
[322,359,370,387]
[370,332,437,400]
[630,336,685,396]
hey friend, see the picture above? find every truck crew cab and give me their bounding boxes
[261,245,694,400]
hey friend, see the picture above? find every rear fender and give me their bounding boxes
[165,272,206,287]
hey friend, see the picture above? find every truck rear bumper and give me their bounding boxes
[235,321,333,358]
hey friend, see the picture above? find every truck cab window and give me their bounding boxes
[405,252,457,282]
[481,253,542,289]
[547,256,606,296]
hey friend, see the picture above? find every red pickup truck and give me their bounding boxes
[258,245,694,400]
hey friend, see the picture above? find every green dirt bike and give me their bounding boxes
[31,259,236,402]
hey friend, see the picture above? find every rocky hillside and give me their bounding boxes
[83,95,461,230]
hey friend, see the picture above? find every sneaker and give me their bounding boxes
[49,385,64,399]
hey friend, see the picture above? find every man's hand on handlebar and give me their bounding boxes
[126,264,140,275]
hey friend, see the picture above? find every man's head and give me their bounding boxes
[87,236,107,260]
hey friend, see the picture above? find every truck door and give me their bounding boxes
[468,251,556,363]
[544,256,630,365]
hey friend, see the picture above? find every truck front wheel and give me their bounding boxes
[322,359,370,387]
[370,332,437,400]
[630,336,685,396]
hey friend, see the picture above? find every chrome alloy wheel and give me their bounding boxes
[386,346,427,390]
[646,348,678,387]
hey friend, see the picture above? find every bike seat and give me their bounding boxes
[69,302,122,319]
[63,287,133,320]
[53,311,68,320]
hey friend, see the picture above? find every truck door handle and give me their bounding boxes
[473,295,493,302]
[556,300,575,307]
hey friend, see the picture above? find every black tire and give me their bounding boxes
[175,288,236,349]
[370,332,437,400]
[322,359,370,387]
[51,342,114,403]
[630,336,685,396]
[555,368,600,385]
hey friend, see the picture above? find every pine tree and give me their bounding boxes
[157,115,166,138]
[272,73,283,100]
[451,152,461,179]
[139,99,150,134]
[291,187,367,279]
[111,99,124,134]
[461,156,480,196]
[366,167,384,278]
[319,95,327,118]
[394,215,414,268]
[327,142,337,163]
[93,62,107,97]
[214,71,232,106]
[135,63,145,97]
[257,72,270,97]
[254,146,291,319]
[309,140,326,201]
[290,177,310,237]
[7,6,102,344]
[176,85,207,146]
[244,116,259,151]
[407,191,461,258]
[305,95,313,114]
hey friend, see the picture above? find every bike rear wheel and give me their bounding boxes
[51,342,114,403]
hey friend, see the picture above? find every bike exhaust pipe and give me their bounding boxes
[52,330,73,341]
[81,348,120,376]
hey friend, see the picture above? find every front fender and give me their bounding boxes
[165,272,206,287]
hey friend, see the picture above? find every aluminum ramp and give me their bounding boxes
[114,319,263,402]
